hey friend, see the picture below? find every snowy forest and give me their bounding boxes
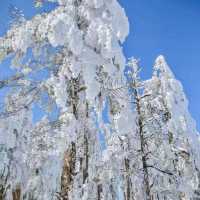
[0,0,200,199]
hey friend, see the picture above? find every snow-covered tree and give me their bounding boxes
[120,56,200,200]
[0,0,129,199]
[0,0,199,200]
[148,56,200,200]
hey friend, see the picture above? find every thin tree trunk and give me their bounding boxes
[60,142,76,200]
[109,183,116,200]
[125,158,131,200]
[12,185,21,200]
[83,134,89,184]
[134,86,152,200]
[0,167,9,200]
[97,184,103,200]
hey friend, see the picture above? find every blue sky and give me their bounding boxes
[0,0,199,130]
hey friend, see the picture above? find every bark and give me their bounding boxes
[124,158,131,200]
[194,168,200,200]
[97,184,103,200]
[109,182,116,200]
[0,184,6,200]
[83,134,89,184]
[0,167,9,200]
[12,185,21,200]
[60,142,76,200]
[133,85,152,200]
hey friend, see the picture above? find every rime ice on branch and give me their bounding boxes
[0,0,199,200]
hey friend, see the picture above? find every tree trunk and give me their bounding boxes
[134,87,152,200]
[60,142,76,200]
[97,184,103,200]
[12,185,21,200]
[125,158,131,200]
[83,134,89,184]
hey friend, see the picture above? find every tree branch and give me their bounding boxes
[146,165,173,176]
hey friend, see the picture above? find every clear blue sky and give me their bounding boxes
[0,0,199,130]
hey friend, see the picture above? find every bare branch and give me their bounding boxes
[146,165,173,176]
[0,73,25,89]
